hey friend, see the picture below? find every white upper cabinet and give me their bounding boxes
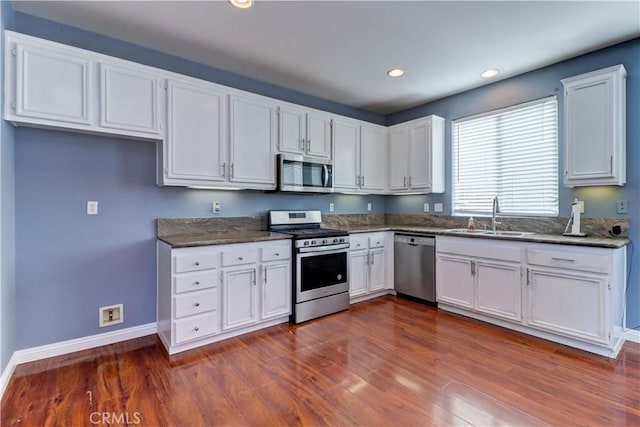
[8,36,93,127]
[99,63,162,136]
[333,118,361,191]
[163,78,226,184]
[388,115,444,194]
[333,119,386,194]
[5,30,165,140]
[562,64,626,187]
[278,105,331,158]
[228,94,276,188]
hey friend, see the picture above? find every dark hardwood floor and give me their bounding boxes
[2,296,639,426]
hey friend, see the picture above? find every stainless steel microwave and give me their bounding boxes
[277,154,334,193]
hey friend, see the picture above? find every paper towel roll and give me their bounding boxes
[571,203,581,235]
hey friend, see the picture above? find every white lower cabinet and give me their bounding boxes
[157,239,291,354]
[348,232,394,302]
[436,236,627,357]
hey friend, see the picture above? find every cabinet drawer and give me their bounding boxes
[174,271,218,293]
[350,235,368,250]
[174,252,218,273]
[261,245,290,262]
[222,248,258,267]
[368,233,386,249]
[174,312,218,344]
[527,249,609,274]
[174,288,217,319]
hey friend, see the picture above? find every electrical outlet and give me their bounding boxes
[87,201,98,215]
[434,203,443,213]
[329,203,334,212]
[616,200,628,214]
[423,203,430,213]
[367,202,372,212]
[212,201,221,214]
[99,304,123,327]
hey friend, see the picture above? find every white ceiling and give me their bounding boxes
[11,0,640,115]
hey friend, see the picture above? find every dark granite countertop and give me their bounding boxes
[159,231,292,248]
[330,224,630,249]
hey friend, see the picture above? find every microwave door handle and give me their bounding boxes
[322,164,328,187]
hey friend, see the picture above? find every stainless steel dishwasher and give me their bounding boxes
[394,234,436,305]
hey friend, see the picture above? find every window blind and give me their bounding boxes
[452,96,558,217]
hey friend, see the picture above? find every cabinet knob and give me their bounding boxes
[195,262,200,266]
[194,327,200,332]
[275,253,280,256]
[195,302,200,307]
[194,281,200,285]
[238,256,244,261]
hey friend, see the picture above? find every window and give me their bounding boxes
[452,96,558,217]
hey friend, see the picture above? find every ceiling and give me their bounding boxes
[11,1,640,115]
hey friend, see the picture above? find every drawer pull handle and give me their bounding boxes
[238,256,244,261]
[194,281,200,285]
[195,262,200,266]
[551,257,575,262]
[195,302,200,307]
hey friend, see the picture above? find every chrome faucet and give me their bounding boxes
[492,196,502,232]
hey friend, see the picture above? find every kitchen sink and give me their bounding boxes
[445,228,535,238]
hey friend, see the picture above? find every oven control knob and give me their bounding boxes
[311,240,316,245]
[322,239,328,244]
[304,241,310,246]
[339,238,345,243]
[333,238,338,243]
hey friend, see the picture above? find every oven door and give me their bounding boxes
[296,248,348,303]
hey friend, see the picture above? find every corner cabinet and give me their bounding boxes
[333,119,386,194]
[562,64,626,187]
[157,239,291,355]
[348,232,394,303]
[388,115,445,194]
[436,236,627,358]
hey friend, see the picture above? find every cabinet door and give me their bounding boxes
[436,255,474,308]
[360,125,386,192]
[333,119,360,190]
[14,44,92,126]
[475,260,522,322]
[99,63,161,135]
[261,262,291,320]
[229,95,276,187]
[388,125,409,191]
[563,65,626,187]
[222,267,257,330]
[528,268,609,344]
[278,106,306,154]
[368,249,386,292]
[408,120,432,190]
[349,250,369,298]
[306,112,331,158]
[166,79,226,182]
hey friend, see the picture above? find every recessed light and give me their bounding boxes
[229,0,254,9]
[481,69,500,78]
[387,68,405,78]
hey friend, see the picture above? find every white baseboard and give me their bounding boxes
[1,323,157,401]
[625,329,640,344]
[0,352,18,400]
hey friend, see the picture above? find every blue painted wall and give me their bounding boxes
[1,0,15,374]
[386,38,640,328]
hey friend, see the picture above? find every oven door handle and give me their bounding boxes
[297,243,350,253]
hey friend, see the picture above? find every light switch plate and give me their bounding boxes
[329,203,334,212]
[423,203,430,213]
[367,202,372,211]
[434,203,443,213]
[212,202,221,214]
[87,201,98,215]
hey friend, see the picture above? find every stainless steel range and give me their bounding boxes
[268,210,350,323]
